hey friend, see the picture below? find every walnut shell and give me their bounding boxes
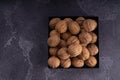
[47,35,60,47]
[68,44,82,57]
[79,32,92,46]
[58,40,67,48]
[48,56,60,68]
[49,18,61,29]
[78,47,90,60]
[64,18,73,24]
[60,58,71,68]
[90,32,97,43]
[61,32,71,40]
[67,36,80,46]
[76,17,85,25]
[49,47,58,56]
[82,19,97,32]
[57,47,70,60]
[68,21,80,35]
[87,44,98,56]
[72,57,84,68]
[50,30,60,37]
[85,56,97,67]
[55,20,67,33]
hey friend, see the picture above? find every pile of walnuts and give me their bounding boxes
[47,17,98,68]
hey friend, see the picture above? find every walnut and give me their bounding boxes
[49,47,58,56]
[68,44,82,57]
[67,36,80,46]
[68,21,80,35]
[60,58,71,68]
[82,19,97,32]
[87,44,98,56]
[72,57,84,68]
[90,32,97,43]
[85,56,97,67]
[48,56,60,68]
[58,40,67,48]
[76,17,85,25]
[47,35,60,47]
[50,30,60,37]
[78,32,92,46]
[57,47,70,60]
[78,47,90,60]
[55,20,67,33]
[64,18,73,24]
[49,18,61,29]
[61,32,71,40]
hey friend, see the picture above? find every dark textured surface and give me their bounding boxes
[0,0,119,80]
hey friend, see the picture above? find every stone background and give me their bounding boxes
[0,0,119,80]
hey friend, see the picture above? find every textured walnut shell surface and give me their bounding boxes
[67,36,80,46]
[61,32,71,40]
[82,19,97,32]
[76,17,85,25]
[68,44,82,57]
[50,30,60,37]
[48,56,60,68]
[47,35,60,47]
[60,58,71,68]
[79,32,92,46]
[58,40,67,48]
[49,47,58,56]
[64,18,73,24]
[68,21,80,35]
[72,57,84,68]
[49,18,61,29]
[78,47,90,60]
[87,44,98,56]
[90,32,97,43]
[55,20,67,33]
[57,47,70,60]
[85,56,97,67]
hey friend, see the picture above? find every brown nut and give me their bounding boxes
[72,57,84,68]
[58,40,67,48]
[50,30,60,37]
[60,58,71,68]
[82,19,97,32]
[90,32,97,43]
[48,56,60,68]
[87,44,98,56]
[64,18,73,24]
[47,35,60,47]
[67,36,80,46]
[61,32,71,40]
[79,32,92,46]
[57,47,70,60]
[85,56,97,67]
[49,18,61,29]
[76,17,85,25]
[55,20,67,33]
[49,47,58,56]
[78,47,90,60]
[68,44,82,57]
[68,21,80,35]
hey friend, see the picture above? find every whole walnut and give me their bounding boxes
[55,20,67,33]
[79,32,92,46]
[67,36,80,46]
[58,40,67,48]
[72,57,84,68]
[61,32,71,40]
[49,47,58,56]
[47,35,60,47]
[78,47,90,60]
[68,21,80,35]
[48,56,60,68]
[60,58,71,68]
[90,32,97,43]
[57,47,70,60]
[49,18,61,29]
[85,56,97,67]
[87,44,98,56]
[50,30,60,37]
[64,18,73,24]
[68,44,82,57]
[82,19,97,32]
[76,17,85,25]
